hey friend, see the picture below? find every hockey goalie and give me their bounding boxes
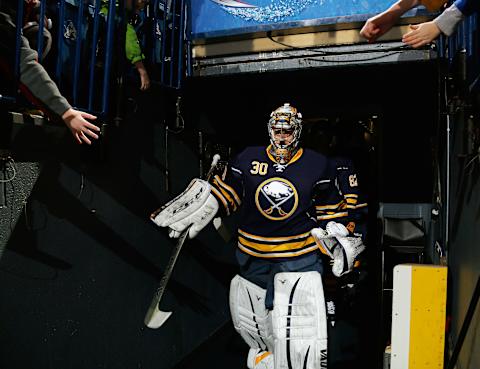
[151,103,367,369]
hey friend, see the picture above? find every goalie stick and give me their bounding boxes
[144,224,191,328]
[144,154,221,329]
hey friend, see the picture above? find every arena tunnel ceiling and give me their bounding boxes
[183,60,438,147]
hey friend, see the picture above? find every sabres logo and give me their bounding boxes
[255,178,298,220]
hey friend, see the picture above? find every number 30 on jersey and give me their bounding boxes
[250,161,268,175]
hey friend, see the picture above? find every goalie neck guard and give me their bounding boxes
[268,103,302,164]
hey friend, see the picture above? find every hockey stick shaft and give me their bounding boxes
[144,224,191,328]
[144,154,221,329]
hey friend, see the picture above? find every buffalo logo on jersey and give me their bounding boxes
[255,178,298,220]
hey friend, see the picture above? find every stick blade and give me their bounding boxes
[144,307,172,329]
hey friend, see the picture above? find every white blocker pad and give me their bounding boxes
[230,275,274,359]
[272,271,328,369]
[167,194,218,239]
[151,179,218,238]
[151,179,211,227]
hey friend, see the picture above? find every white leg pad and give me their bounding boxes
[272,271,328,369]
[230,275,274,357]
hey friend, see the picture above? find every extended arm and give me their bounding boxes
[19,36,100,144]
[403,0,478,48]
[360,0,420,42]
[1,12,99,144]
[126,23,150,90]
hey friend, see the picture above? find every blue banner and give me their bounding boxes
[190,0,430,40]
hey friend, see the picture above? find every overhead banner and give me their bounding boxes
[189,0,431,40]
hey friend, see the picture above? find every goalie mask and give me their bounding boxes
[268,103,302,164]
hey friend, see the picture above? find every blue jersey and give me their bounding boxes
[210,145,342,259]
[315,157,368,238]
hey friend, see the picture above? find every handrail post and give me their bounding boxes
[72,0,85,105]
[101,0,117,116]
[88,0,102,111]
[36,0,47,61]
[55,0,65,86]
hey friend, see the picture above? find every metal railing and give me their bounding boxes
[3,0,188,120]
[439,11,479,90]
[153,0,187,89]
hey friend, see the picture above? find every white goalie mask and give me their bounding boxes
[268,103,302,164]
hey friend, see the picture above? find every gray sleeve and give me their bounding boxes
[19,36,71,117]
[433,3,465,37]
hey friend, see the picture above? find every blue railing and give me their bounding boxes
[3,0,188,119]
[54,0,65,89]
[87,0,102,110]
[14,1,25,84]
[439,11,479,90]
[5,0,120,118]
[71,0,85,106]
[154,0,187,89]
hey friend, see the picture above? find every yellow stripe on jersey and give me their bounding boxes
[317,212,348,220]
[287,147,304,164]
[213,175,242,207]
[212,177,238,212]
[265,145,303,164]
[355,202,368,209]
[238,228,311,242]
[237,229,318,258]
[238,235,316,253]
[344,194,358,198]
[345,196,358,210]
[210,186,230,215]
[315,200,344,211]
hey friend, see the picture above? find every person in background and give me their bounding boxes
[101,0,150,91]
[360,0,479,48]
[360,0,446,43]
[0,5,100,145]
[403,0,479,48]
[22,0,53,61]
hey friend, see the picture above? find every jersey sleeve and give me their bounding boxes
[19,36,71,117]
[336,157,368,238]
[314,157,368,239]
[454,0,479,16]
[209,156,244,217]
